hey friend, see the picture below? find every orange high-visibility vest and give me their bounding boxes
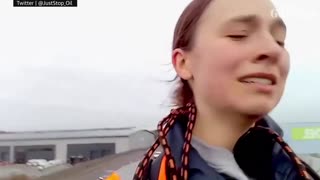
[105,172,121,180]
[158,155,167,180]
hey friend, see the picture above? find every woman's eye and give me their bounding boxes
[276,40,285,47]
[227,35,248,39]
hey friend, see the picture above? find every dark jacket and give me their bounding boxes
[147,115,318,180]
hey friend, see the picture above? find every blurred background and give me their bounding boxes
[0,0,319,179]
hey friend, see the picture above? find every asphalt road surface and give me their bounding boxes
[37,149,146,180]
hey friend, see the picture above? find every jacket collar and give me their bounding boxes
[256,115,283,136]
[166,115,225,179]
[165,115,288,179]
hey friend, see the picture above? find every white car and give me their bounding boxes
[26,159,47,166]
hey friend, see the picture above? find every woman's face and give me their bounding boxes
[174,0,289,116]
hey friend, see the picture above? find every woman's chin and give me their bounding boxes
[238,103,275,118]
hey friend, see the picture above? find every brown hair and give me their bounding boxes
[172,0,213,107]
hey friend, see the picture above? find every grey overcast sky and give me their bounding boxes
[0,0,319,131]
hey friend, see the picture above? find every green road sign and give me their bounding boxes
[292,127,320,140]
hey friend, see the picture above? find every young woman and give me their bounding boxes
[133,0,320,179]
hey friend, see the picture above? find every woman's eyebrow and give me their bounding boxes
[222,14,286,31]
[271,17,286,31]
[223,14,259,27]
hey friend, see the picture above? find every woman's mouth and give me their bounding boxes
[238,72,277,85]
[240,77,273,85]
[238,73,277,93]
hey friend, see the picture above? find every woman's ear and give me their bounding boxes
[172,49,193,80]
